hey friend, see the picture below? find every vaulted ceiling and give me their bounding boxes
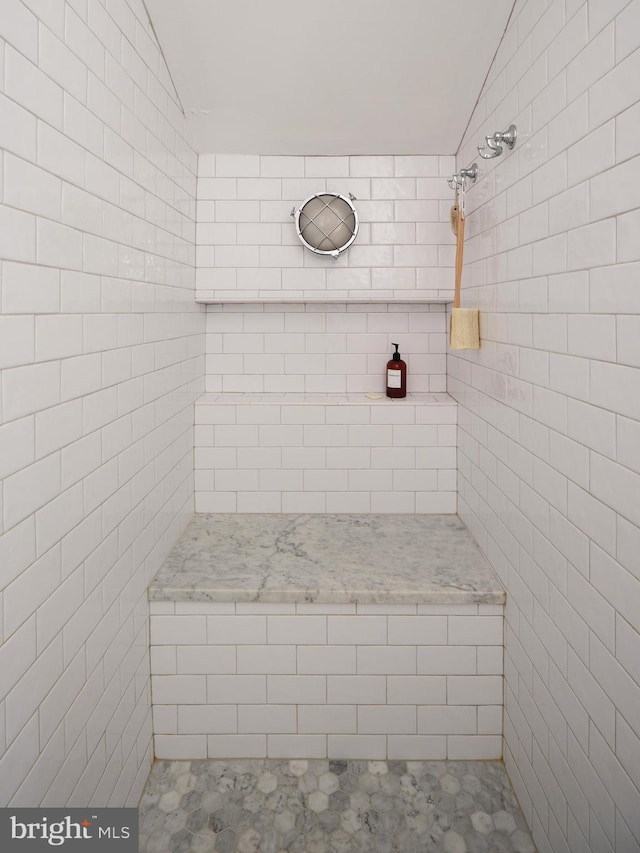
[146,0,515,155]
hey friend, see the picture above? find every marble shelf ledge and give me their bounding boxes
[196,391,455,406]
[195,293,454,304]
[149,513,505,606]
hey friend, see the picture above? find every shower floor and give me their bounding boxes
[138,758,536,853]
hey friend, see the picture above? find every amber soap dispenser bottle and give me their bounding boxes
[386,342,407,398]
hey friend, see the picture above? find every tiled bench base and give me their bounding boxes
[150,601,503,761]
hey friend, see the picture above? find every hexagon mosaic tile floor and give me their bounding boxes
[139,758,536,853]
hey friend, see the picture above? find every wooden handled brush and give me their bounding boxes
[450,187,459,236]
[450,196,480,349]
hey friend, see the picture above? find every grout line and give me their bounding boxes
[140,0,186,117]
[455,0,520,157]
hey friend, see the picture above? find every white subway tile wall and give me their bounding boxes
[195,394,457,513]
[196,155,456,303]
[205,303,448,395]
[0,0,202,807]
[453,0,640,851]
[150,602,503,761]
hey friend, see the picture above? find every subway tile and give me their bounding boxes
[387,616,447,645]
[477,647,504,675]
[267,735,327,759]
[298,646,356,675]
[150,647,176,675]
[371,447,415,469]
[260,156,304,177]
[591,360,640,422]
[618,315,640,368]
[6,46,63,129]
[615,615,640,695]
[388,735,447,760]
[616,99,640,165]
[237,646,296,675]
[392,469,438,491]
[416,492,456,513]
[447,735,502,760]
[304,470,348,492]
[266,616,324,645]
[567,565,614,654]
[567,649,615,748]
[208,734,266,758]
[386,676,446,705]
[206,615,267,645]
[155,735,207,760]
[178,705,237,735]
[237,179,281,200]
[267,676,326,705]
[590,452,640,529]
[418,706,477,735]
[238,705,296,734]
[151,676,206,706]
[215,155,260,177]
[282,492,326,512]
[197,178,237,200]
[0,617,37,702]
[153,706,177,735]
[325,492,371,513]
[327,676,386,705]
[348,469,392,491]
[618,210,640,264]
[617,415,640,476]
[296,604,357,616]
[299,705,356,734]
[447,676,503,705]
[327,734,386,759]
[328,616,386,645]
[305,157,349,177]
[448,617,503,646]
[176,646,236,676]
[417,647,476,675]
[589,37,640,130]
[303,425,348,447]
[0,205,36,265]
[418,604,479,616]
[350,156,393,177]
[357,646,416,675]
[370,492,415,513]
[358,706,416,735]
[236,603,296,615]
[0,316,34,371]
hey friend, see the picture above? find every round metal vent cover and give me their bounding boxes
[293,192,358,257]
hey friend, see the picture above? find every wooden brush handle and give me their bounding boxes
[454,207,465,309]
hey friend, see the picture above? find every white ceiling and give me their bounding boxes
[146,0,514,155]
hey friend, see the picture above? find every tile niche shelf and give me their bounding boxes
[195,293,454,304]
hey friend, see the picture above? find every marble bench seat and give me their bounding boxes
[149,513,505,762]
[149,513,504,605]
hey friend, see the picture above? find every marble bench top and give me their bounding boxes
[149,514,505,605]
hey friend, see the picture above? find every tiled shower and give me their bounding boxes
[1,0,639,852]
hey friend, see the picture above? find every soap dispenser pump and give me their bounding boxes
[386,342,407,398]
